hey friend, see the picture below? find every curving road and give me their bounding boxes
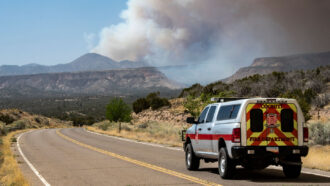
[13,128,330,186]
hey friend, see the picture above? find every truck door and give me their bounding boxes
[246,103,298,146]
[192,107,209,152]
[198,106,217,153]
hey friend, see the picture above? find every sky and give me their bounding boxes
[1,0,329,84]
[0,0,126,66]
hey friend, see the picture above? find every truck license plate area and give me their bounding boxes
[266,147,279,153]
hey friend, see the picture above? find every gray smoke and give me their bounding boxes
[92,0,330,84]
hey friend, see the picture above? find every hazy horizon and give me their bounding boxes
[1,0,330,83]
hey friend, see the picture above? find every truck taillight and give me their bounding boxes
[303,127,309,142]
[232,128,241,143]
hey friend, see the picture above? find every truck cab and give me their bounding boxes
[184,98,309,179]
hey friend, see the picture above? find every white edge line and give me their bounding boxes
[84,128,330,178]
[17,131,51,186]
[268,166,330,178]
[300,171,330,178]
[83,128,183,151]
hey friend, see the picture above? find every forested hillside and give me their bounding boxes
[180,66,330,120]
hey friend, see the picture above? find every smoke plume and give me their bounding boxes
[92,0,330,84]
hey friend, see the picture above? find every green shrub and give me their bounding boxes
[282,89,313,121]
[183,95,201,117]
[121,125,131,131]
[202,84,216,95]
[214,90,235,98]
[67,114,96,126]
[106,98,132,123]
[13,120,26,130]
[11,137,17,143]
[133,92,171,113]
[0,114,15,125]
[85,116,96,126]
[98,122,111,131]
[150,97,170,110]
[272,71,285,81]
[239,86,252,96]
[133,98,150,113]
[309,122,330,145]
[0,122,8,136]
[179,83,203,97]
[138,123,148,129]
[249,74,261,82]
[304,88,317,104]
[200,93,208,102]
[146,92,160,102]
[0,150,3,164]
[316,68,320,75]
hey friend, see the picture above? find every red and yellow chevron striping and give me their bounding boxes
[246,103,298,146]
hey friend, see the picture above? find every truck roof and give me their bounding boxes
[207,97,301,123]
[210,97,297,105]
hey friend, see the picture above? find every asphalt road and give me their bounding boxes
[13,128,330,186]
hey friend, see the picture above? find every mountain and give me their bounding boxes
[224,51,330,83]
[0,67,182,98]
[0,53,149,76]
[51,53,120,72]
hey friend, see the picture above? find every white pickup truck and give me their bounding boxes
[183,98,309,179]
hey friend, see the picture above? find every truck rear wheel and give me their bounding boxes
[282,157,302,178]
[218,147,235,179]
[185,143,200,170]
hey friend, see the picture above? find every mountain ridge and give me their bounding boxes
[0,67,182,98]
[0,53,149,76]
[224,51,330,83]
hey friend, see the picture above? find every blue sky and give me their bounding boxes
[0,0,126,66]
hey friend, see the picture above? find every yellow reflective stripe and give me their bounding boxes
[246,103,299,146]
[246,103,255,115]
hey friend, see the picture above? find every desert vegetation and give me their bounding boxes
[87,120,188,147]
[0,90,180,125]
[180,66,330,121]
[133,92,171,114]
[308,121,330,145]
[0,130,29,185]
[87,97,186,146]
[0,131,29,186]
[106,98,132,133]
[302,145,330,171]
[301,121,330,171]
[0,109,71,135]
[0,109,71,185]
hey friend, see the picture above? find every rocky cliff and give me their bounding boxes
[224,51,330,83]
[0,67,182,98]
[132,98,191,125]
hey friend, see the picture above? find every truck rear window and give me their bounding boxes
[217,104,241,120]
[250,109,263,132]
[281,109,294,132]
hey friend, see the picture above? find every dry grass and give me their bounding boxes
[302,145,330,171]
[89,121,330,171]
[87,121,188,147]
[0,130,29,186]
[168,98,187,113]
[0,109,72,129]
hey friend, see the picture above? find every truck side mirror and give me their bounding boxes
[186,117,196,124]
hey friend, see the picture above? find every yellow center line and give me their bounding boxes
[56,129,221,186]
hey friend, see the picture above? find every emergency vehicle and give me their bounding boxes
[183,98,309,179]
